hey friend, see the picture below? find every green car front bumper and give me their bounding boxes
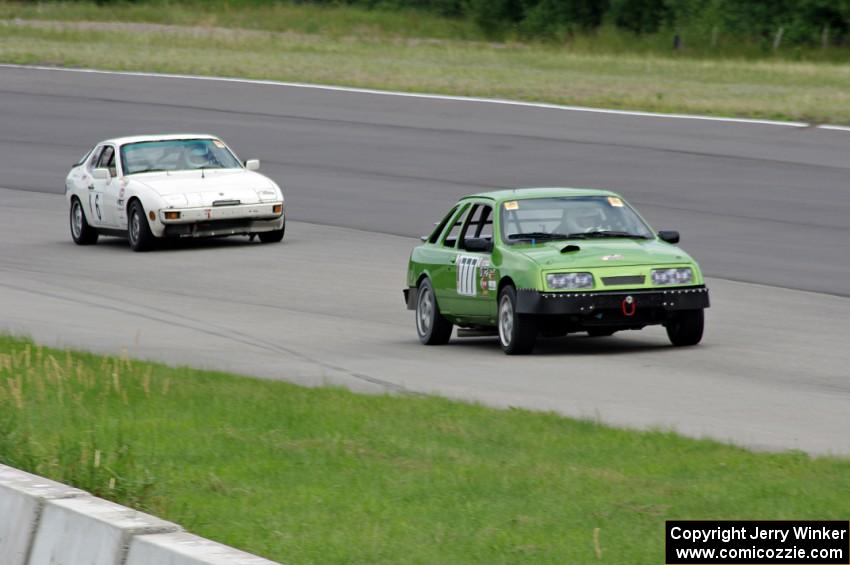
[516,285,709,316]
[403,285,709,316]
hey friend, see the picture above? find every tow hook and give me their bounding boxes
[621,295,636,317]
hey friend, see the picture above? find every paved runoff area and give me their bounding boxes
[0,66,849,455]
[2,188,849,455]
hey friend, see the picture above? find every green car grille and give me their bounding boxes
[601,275,645,286]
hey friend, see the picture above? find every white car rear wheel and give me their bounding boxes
[70,198,98,245]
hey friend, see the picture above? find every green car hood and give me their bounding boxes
[512,239,694,268]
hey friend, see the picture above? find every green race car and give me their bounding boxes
[404,188,709,354]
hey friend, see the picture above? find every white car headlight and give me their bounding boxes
[163,194,188,207]
[547,272,594,289]
[651,267,693,285]
[256,189,279,202]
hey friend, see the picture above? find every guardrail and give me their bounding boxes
[0,463,281,565]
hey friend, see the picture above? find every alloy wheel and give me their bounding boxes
[130,211,140,245]
[498,295,514,347]
[71,202,83,239]
[416,287,434,336]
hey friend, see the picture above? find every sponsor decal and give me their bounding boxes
[479,258,497,296]
[504,200,519,211]
[608,197,624,207]
[204,209,212,219]
[602,254,625,261]
[213,140,226,148]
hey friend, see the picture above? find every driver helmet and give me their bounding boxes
[185,143,211,167]
[571,207,607,232]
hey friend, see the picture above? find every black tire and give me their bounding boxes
[497,286,537,355]
[70,198,98,245]
[587,328,616,337]
[666,309,704,346]
[258,222,285,243]
[415,279,453,345]
[128,200,156,252]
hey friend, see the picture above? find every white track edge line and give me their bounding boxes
[0,63,822,129]
[816,124,850,132]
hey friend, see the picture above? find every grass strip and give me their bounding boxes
[0,0,486,41]
[1,336,849,563]
[1,7,850,123]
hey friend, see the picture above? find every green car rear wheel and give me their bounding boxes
[416,279,453,345]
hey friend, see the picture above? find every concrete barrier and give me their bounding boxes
[0,463,283,565]
[126,531,281,565]
[0,464,86,565]
[28,495,181,565]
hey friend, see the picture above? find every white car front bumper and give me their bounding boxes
[155,202,284,238]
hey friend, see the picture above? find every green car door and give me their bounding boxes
[425,203,469,315]
[452,201,498,320]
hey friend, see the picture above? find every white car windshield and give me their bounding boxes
[501,196,654,243]
[120,139,242,175]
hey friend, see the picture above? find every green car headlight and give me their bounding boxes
[651,267,693,285]
[547,272,594,289]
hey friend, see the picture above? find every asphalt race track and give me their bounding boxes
[1,66,848,455]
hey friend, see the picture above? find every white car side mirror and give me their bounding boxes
[92,168,110,180]
[245,159,260,171]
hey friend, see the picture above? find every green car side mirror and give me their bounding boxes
[658,230,680,244]
[464,238,493,253]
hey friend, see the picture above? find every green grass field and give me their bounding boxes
[1,2,850,123]
[1,335,848,564]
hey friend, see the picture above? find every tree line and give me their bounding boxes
[75,0,850,47]
[306,0,850,46]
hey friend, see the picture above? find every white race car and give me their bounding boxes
[65,134,285,251]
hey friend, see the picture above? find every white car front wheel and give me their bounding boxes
[258,221,285,243]
[128,201,156,252]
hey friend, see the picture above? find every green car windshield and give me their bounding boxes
[500,196,654,243]
[120,139,242,175]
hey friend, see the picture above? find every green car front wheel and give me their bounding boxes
[498,286,537,355]
[666,309,704,346]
